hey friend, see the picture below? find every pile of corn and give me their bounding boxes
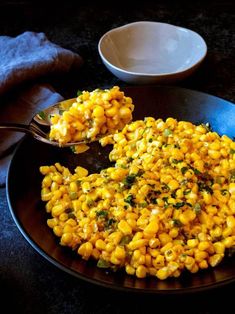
[40,112,235,280]
[49,86,134,146]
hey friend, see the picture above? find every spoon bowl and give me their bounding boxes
[0,98,78,147]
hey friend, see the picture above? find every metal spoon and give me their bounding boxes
[0,98,78,147]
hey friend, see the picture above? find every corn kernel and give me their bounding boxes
[114,246,126,260]
[144,220,159,234]
[136,265,147,278]
[128,239,148,250]
[126,264,135,275]
[78,242,93,260]
[118,220,132,235]
[156,267,169,280]
[209,254,224,267]
[95,239,106,251]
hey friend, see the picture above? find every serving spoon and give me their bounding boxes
[0,98,78,147]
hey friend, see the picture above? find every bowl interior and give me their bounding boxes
[99,22,207,75]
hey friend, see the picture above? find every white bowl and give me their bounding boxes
[98,21,207,84]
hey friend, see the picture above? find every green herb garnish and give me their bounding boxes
[124,194,135,206]
[138,201,148,208]
[150,198,157,204]
[183,189,191,195]
[38,111,46,120]
[123,174,137,188]
[198,182,213,194]
[59,109,65,115]
[162,197,169,204]
[119,235,132,246]
[104,218,117,230]
[97,259,111,268]
[173,202,185,209]
[161,183,170,192]
[191,167,202,175]
[172,219,183,227]
[68,212,76,219]
[172,159,183,164]
[181,167,188,175]
[96,210,108,218]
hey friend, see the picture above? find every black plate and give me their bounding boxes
[6,85,235,294]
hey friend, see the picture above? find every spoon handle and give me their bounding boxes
[0,123,31,134]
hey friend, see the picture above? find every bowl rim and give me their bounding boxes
[98,21,207,77]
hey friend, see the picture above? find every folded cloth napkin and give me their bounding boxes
[0,31,83,95]
[0,31,83,186]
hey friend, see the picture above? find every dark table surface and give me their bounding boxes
[1,1,235,313]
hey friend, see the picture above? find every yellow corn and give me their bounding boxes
[40,112,235,281]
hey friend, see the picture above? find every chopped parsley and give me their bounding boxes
[172,219,183,227]
[150,198,157,204]
[138,201,148,208]
[191,167,202,175]
[198,181,213,194]
[173,202,185,209]
[59,109,65,115]
[161,183,170,192]
[183,188,191,195]
[104,218,117,230]
[123,174,137,188]
[172,159,183,164]
[127,157,134,162]
[38,111,46,120]
[96,210,108,218]
[181,167,188,175]
[119,235,132,246]
[162,197,169,206]
[97,259,110,268]
[124,194,135,206]
[68,212,76,219]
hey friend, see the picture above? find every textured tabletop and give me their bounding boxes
[1,1,235,313]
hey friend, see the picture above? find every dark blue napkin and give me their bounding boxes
[0,31,83,95]
[0,31,83,186]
